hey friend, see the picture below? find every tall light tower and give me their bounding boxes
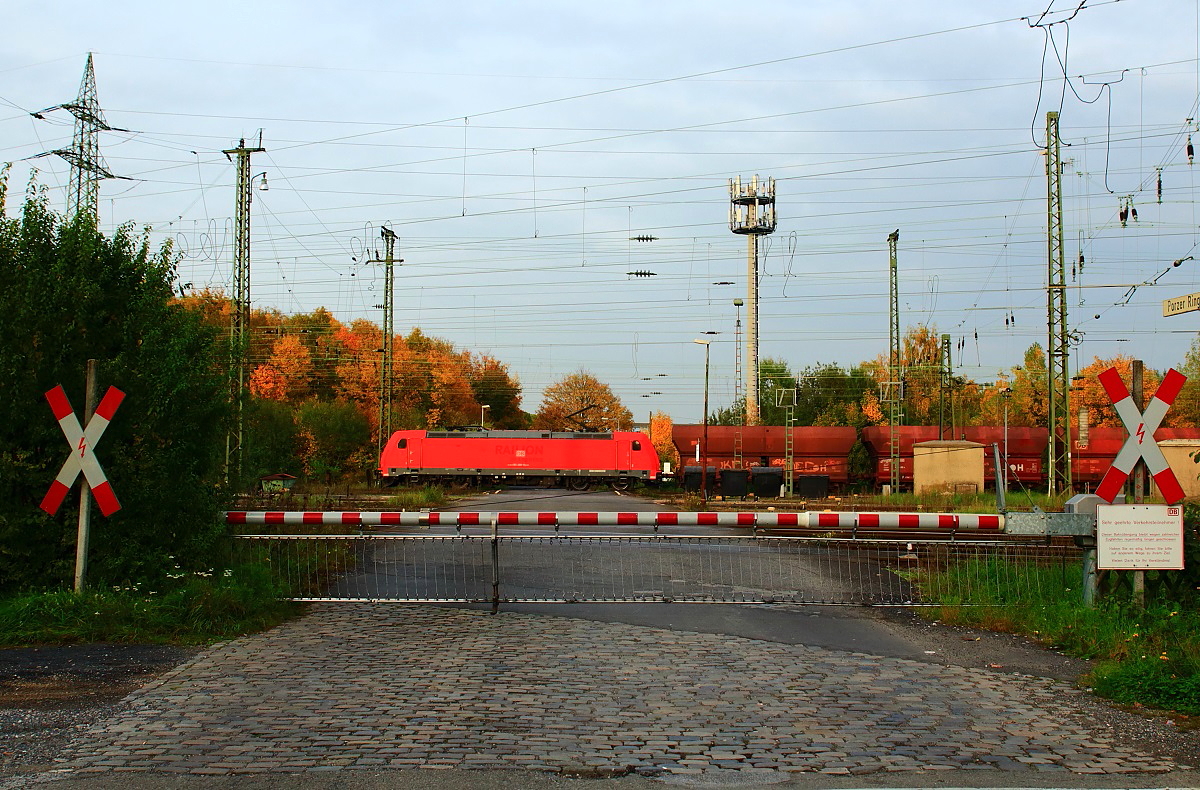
[222,134,266,481]
[729,175,777,425]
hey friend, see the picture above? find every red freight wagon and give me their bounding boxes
[862,426,1048,487]
[1072,426,1199,487]
[379,429,660,490]
[964,427,1047,486]
[670,425,858,484]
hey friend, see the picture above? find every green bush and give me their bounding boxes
[1092,657,1200,715]
[0,564,298,646]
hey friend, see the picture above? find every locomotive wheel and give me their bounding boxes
[567,478,590,491]
[611,478,631,492]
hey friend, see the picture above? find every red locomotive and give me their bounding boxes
[379,429,661,490]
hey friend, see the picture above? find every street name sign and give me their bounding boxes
[1162,290,1200,316]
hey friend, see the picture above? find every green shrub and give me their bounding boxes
[0,564,298,646]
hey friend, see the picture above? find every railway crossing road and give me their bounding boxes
[22,487,1200,789]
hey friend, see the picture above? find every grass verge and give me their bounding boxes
[925,559,1200,715]
[0,564,301,646]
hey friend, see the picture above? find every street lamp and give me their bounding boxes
[694,338,711,503]
[999,386,1011,494]
[480,404,490,429]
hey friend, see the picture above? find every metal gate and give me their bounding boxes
[233,533,1078,608]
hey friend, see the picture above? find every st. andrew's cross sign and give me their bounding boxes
[1094,367,1187,505]
[40,384,125,517]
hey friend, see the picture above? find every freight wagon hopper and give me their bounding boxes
[860,426,1048,489]
[670,425,858,488]
[861,425,1200,491]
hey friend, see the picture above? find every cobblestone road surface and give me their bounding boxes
[56,604,1186,780]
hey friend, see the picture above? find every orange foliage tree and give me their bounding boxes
[177,292,530,478]
[534,371,633,431]
[858,324,948,426]
[649,411,679,470]
[1069,355,1174,429]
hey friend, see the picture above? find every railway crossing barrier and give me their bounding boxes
[226,510,1005,531]
[226,509,1087,610]
[231,533,1074,609]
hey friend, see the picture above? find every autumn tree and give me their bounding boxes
[649,411,679,469]
[1171,335,1200,427]
[331,318,382,430]
[296,399,371,482]
[1007,344,1049,426]
[859,325,956,426]
[1070,355,1170,429]
[249,333,315,403]
[534,371,633,431]
[471,355,525,428]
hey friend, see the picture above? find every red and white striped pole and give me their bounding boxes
[225,510,1005,530]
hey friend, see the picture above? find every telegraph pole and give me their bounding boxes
[222,134,266,483]
[1045,112,1073,495]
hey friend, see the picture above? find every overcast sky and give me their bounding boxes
[3,0,1199,421]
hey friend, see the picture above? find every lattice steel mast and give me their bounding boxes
[375,227,400,458]
[33,53,120,222]
[886,230,903,491]
[729,175,777,425]
[1045,112,1072,494]
[222,135,266,481]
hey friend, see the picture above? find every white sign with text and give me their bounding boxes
[1096,504,1185,570]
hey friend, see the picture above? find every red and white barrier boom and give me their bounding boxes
[226,510,1004,530]
[1095,367,1187,505]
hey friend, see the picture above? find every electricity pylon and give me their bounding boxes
[31,53,124,222]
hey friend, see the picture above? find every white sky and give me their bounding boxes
[3,0,1200,422]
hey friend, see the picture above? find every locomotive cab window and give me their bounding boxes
[632,440,641,451]
[396,438,407,449]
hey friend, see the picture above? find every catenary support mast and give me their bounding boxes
[222,135,266,481]
[886,230,903,491]
[1045,112,1072,495]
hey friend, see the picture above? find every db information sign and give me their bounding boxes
[1097,504,1185,570]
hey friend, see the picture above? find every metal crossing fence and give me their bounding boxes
[233,533,1078,608]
